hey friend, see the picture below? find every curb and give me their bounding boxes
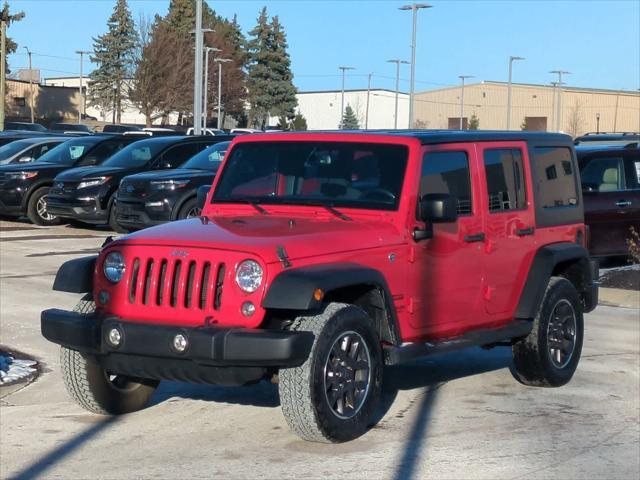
[598,287,640,309]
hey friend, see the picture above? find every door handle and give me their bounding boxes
[516,227,535,236]
[615,200,632,207]
[464,232,486,243]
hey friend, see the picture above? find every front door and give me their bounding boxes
[476,142,536,317]
[409,143,485,339]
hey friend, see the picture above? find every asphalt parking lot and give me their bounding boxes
[1,218,639,480]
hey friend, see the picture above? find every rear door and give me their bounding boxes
[476,142,536,317]
[580,151,639,256]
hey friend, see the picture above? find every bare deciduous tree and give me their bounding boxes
[566,100,585,138]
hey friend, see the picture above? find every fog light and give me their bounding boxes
[106,327,122,347]
[144,201,164,208]
[241,301,256,317]
[173,333,188,353]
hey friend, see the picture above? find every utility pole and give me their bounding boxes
[75,50,90,124]
[506,55,524,130]
[399,3,431,128]
[458,75,473,130]
[24,46,34,123]
[0,15,6,131]
[202,46,220,131]
[338,66,354,128]
[550,81,559,132]
[193,0,204,135]
[613,90,621,132]
[215,57,231,130]
[387,59,409,129]
[550,70,570,132]
[365,72,372,129]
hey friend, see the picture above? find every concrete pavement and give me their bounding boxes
[1,219,639,480]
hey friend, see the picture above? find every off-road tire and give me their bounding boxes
[279,302,383,443]
[512,277,584,387]
[108,199,129,234]
[60,295,158,414]
[177,198,201,220]
[27,186,61,226]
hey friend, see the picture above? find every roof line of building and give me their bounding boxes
[417,80,639,96]
[299,88,408,95]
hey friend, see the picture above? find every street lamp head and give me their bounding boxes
[387,59,410,64]
[459,75,474,80]
[214,58,232,63]
[399,3,432,10]
[596,112,600,119]
[510,56,525,61]
[338,66,355,71]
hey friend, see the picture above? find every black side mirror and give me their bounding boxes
[196,185,210,211]
[419,193,458,223]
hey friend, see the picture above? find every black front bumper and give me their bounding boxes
[47,196,108,223]
[41,309,314,385]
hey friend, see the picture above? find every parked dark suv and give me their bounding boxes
[577,143,640,257]
[47,136,220,232]
[0,135,138,225]
[116,139,232,230]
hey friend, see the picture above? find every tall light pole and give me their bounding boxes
[399,3,431,128]
[23,46,34,123]
[75,50,90,124]
[458,75,473,130]
[203,46,220,131]
[596,112,601,134]
[214,57,231,130]
[550,70,570,131]
[193,0,204,135]
[506,55,524,130]
[365,72,373,129]
[387,59,409,129]
[0,14,6,130]
[338,66,354,128]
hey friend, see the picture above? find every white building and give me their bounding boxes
[293,89,410,130]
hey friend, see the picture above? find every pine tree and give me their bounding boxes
[290,113,308,131]
[89,0,137,123]
[341,105,359,129]
[468,113,479,130]
[246,8,297,128]
[1,2,25,118]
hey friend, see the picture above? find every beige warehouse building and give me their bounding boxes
[414,81,640,137]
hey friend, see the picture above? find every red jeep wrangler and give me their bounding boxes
[42,131,598,443]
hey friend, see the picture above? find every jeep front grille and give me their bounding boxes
[128,256,225,311]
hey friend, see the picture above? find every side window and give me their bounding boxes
[533,147,578,208]
[623,155,640,190]
[579,156,624,192]
[483,149,526,212]
[159,143,203,168]
[420,151,473,216]
[77,141,121,166]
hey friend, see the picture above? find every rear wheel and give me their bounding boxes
[27,186,61,226]
[279,303,383,443]
[60,295,158,414]
[177,198,201,220]
[512,277,584,387]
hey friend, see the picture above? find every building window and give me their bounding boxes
[13,97,26,107]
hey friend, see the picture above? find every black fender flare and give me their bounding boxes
[263,263,401,344]
[21,180,54,211]
[53,255,97,293]
[516,243,595,319]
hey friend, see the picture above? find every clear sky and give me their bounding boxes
[7,0,640,93]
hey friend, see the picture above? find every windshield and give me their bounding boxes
[100,139,170,168]
[212,141,408,210]
[0,140,33,159]
[181,141,230,170]
[35,138,100,165]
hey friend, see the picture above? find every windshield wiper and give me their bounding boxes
[227,197,268,215]
[282,200,351,221]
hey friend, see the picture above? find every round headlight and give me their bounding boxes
[103,251,126,283]
[235,260,263,293]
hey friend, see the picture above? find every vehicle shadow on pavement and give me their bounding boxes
[7,416,120,480]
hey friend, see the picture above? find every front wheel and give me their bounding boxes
[108,200,129,234]
[177,198,201,220]
[512,277,584,387]
[27,186,61,226]
[279,303,383,443]
[60,295,158,414]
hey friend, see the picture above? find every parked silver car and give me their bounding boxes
[0,137,68,165]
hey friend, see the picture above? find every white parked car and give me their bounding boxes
[186,128,226,136]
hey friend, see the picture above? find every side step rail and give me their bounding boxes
[383,319,532,365]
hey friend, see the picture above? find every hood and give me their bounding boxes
[0,161,63,174]
[123,168,214,182]
[117,214,404,264]
[55,165,127,181]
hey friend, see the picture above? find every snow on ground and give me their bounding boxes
[0,353,38,385]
